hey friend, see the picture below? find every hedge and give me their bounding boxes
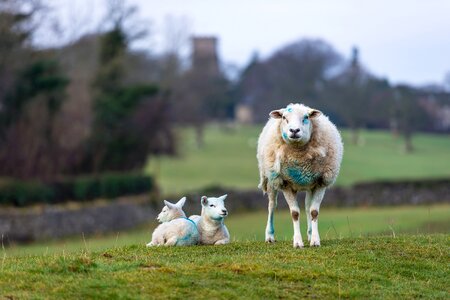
[0,174,154,207]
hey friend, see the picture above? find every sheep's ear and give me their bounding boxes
[269,109,284,119]
[201,196,208,206]
[218,194,228,201]
[164,200,175,209]
[176,197,186,208]
[308,109,322,118]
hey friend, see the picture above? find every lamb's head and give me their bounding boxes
[201,194,228,221]
[157,197,187,223]
[270,103,322,146]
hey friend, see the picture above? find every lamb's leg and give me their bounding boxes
[214,238,229,245]
[305,190,313,241]
[282,189,303,248]
[164,237,178,246]
[309,187,326,247]
[265,189,277,243]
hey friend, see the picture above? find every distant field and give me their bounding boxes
[6,204,449,257]
[145,125,450,194]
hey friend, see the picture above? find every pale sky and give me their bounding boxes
[50,0,450,86]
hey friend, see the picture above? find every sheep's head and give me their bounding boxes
[270,103,322,146]
[157,197,187,223]
[201,194,228,221]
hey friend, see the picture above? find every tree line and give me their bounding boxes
[0,0,448,182]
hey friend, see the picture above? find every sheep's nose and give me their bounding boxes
[222,209,228,214]
[289,128,300,133]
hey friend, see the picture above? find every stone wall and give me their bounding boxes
[1,179,448,244]
[0,196,158,244]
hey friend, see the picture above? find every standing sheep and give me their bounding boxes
[257,103,343,248]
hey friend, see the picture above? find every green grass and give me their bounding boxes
[145,125,450,194]
[6,204,449,257]
[1,235,448,299]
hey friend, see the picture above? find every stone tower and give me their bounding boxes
[191,36,220,76]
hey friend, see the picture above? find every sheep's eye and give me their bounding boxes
[209,204,215,207]
[282,116,289,123]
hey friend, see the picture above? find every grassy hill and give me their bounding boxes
[145,125,450,194]
[1,235,448,299]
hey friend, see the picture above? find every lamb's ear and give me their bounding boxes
[269,109,284,119]
[201,196,208,206]
[176,197,186,208]
[163,200,175,209]
[218,194,228,201]
[308,109,322,118]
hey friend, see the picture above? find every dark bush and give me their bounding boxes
[0,174,154,207]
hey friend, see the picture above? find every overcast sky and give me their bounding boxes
[52,0,450,86]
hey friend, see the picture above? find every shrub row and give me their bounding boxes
[0,174,154,207]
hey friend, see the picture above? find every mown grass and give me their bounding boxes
[1,235,448,299]
[145,125,450,194]
[6,204,449,257]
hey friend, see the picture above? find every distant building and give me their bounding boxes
[191,36,220,76]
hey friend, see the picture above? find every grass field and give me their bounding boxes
[1,235,448,299]
[6,204,449,257]
[145,125,450,194]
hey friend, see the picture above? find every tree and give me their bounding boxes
[84,1,175,173]
[238,39,343,122]
[326,47,378,144]
[0,0,71,180]
[391,85,431,153]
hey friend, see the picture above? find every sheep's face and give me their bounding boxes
[270,103,322,146]
[201,194,228,221]
[157,197,186,223]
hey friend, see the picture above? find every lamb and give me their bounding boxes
[146,197,199,246]
[195,195,230,245]
[257,103,343,248]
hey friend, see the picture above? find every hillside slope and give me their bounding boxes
[1,235,448,299]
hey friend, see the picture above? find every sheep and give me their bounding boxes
[257,103,343,248]
[156,197,187,223]
[146,197,199,246]
[195,195,230,245]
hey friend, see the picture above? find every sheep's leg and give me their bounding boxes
[282,189,304,248]
[305,190,313,241]
[214,238,229,245]
[309,187,326,247]
[265,189,277,243]
[164,237,178,246]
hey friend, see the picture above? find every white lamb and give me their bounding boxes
[194,195,230,245]
[146,197,199,247]
[257,103,343,248]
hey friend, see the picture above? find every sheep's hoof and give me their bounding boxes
[293,241,304,248]
[265,235,276,243]
[310,239,321,247]
[293,235,304,248]
[146,242,154,247]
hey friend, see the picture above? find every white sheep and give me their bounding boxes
[146,197,199,246]
[257,103,343,248]
[195,195,230,245]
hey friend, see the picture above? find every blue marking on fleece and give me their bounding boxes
[176,217,198,245]
[308,227,312,236]
[282,131,288,141]
[286,107,293,113]
[286,167,317,186]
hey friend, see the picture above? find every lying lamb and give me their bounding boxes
[257,103,343,248]
[146,197,199,246]
[194,195,230,245]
